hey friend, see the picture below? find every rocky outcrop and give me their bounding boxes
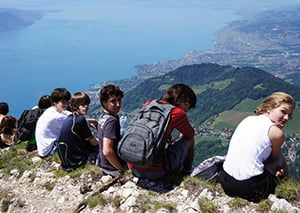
[0,150,299,213]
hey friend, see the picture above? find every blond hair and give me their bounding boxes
[254,92,295,115]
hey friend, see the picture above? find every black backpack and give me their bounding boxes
[17,108,45,141]
[117,100,174,167]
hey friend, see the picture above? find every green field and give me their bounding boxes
[207,98,300,135]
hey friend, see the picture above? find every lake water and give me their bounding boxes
[1,0,298,117]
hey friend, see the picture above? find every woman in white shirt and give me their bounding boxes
[219,92,295,202]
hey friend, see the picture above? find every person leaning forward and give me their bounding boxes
[128,83,197,180]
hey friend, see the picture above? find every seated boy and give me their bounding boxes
[97,84,127,177]
[35,88,71,157]
[57,92,98,171]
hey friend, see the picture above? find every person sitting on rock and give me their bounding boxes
[17,95,52,152]
[219,92,295,202]
[57,92,98,171]
[35,88,71,157]
[128,83,197,180]
[97,84,127,177]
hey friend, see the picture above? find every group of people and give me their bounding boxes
[0,83,296,203]
[0,95,52,149]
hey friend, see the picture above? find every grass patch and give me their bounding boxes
[183,176,213,187]
[0,189,13,212]
[0,144,33,178]
[54,159,102,178]
[212,110,251,130]
[215,100,300,135]
[232,98,263,112]
[275,179,300,201]
[195,135,228,145]
[111,195,121,208]
[198,197,217,213]
[138,194,176,212]
[1,199,12,212]
[182,176,222,195]
[87,193,107,208]
[0,189,9,200]
[256,199,272,212]
[140,200,176,212]
[44,181,55,191]
[227,197,249,209]
[193,79,235,95]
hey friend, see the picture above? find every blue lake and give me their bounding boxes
[1,0,297,117]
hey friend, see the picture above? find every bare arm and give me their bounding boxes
[267,125,286,177]
[86,118,98,130]
[268,125,284,161]
[102,137,124,171]
[89,137,98,146]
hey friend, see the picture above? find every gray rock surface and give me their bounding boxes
[0,154,299,213]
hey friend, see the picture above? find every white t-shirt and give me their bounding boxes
[223,115,274,180]
[35,107,71,157]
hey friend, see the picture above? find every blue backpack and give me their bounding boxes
[117,100,174,167]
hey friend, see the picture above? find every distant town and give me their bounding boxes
[134,7,300,88]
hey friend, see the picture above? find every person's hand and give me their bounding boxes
[87,118,98,129]
[275,168,285,177]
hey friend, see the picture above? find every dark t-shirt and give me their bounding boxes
[97,112,125,171]
[57,113,98,168]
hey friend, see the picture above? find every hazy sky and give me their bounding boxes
[1,0,300,11]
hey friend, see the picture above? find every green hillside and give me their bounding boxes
[119,63,300,179]
[89,63,300,179]
[122,63,300,126]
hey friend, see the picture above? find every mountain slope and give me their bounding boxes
[122,63,300,127]
[89,63,300,179]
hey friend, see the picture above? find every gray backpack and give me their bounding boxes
[117,100,174,167]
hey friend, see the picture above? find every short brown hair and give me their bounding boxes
[50,88,71,104]
[70,92,90,112]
